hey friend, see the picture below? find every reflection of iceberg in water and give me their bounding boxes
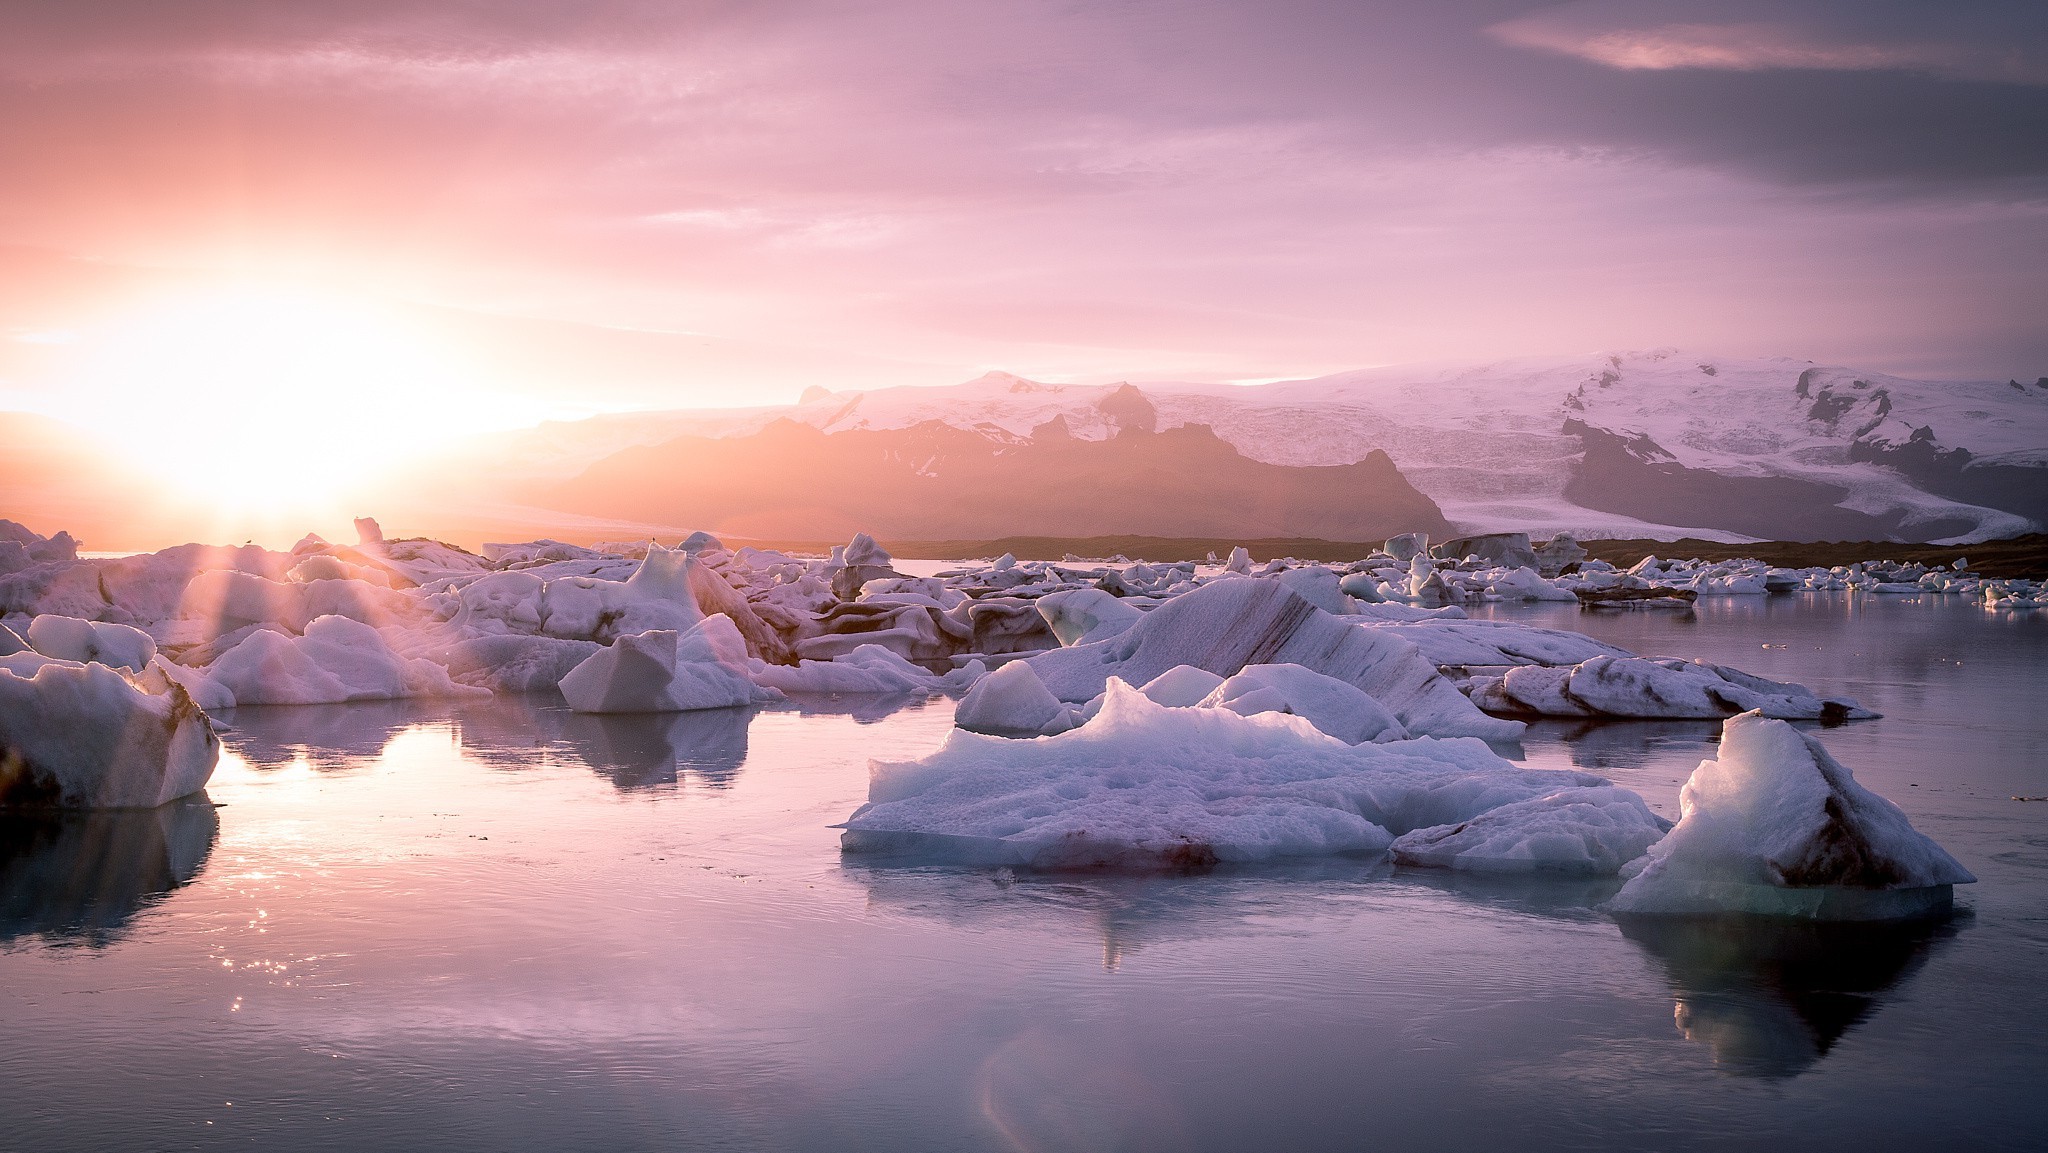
[1619,914,1962,1079]
[558,706,754,790]
[765,692,936,725]
[849,861,1394,971]
[216,700,448,770]
[1520,717,1723,773]
[0,796,219,947]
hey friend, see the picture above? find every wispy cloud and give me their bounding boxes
[1490,2,2048,86]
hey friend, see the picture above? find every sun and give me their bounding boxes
[73,285,493,519]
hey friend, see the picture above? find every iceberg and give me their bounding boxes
[1470,655,1876,721]
[1197,663,1407,745]
[840,680,1600,869]
[200,615,485,707]
[25,615,157,673]
[1390,785,1669,875]
[1034,588,1142,647]
[0,655,219,808]
[559,618,778,714]
[1024,577,1524,739]
[952,659,1081,738]
[1609,712,1975,920]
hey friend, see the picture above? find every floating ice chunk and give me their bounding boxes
[840,680,1599,869]
[442,634,602,693]
[1555,656,1875,721]
[1337,570,1385,603]
[1136,664,1225,707]
[1373,619,1628,668]
[1198,664,1407,744]
[26,615,156,673]
[1609,712,1975,920]
[203,615,485,706]
[1272,567,1350,614]
[1486,566,1578,602]
[0,656,219,807]
[1383,533,1428,561]
[560,618,776,714]
[751,643,970,696]
[1390,786,1670,875]
[1035,588,1141,647]
[953,659,1080,737]
[1026,578,1523,739]
[1224,546,1252,574]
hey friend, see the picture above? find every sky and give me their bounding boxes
[0,0,2044,433]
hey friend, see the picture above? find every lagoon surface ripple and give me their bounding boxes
[2,594,2043,1151]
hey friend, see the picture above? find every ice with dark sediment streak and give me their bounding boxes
[1466,655,1877,721]
[1609,711,1975,920]
[839,680,1598,868]
[0,653,219,808]
[1024,578,1525,740]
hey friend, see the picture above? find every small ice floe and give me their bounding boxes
[1608,712,1975,920]
[752,643,979,697]
[1390,786,1670,875]
[839,679,1601,869]
[953,659,1084,738]
[560,617,780,714]
[1466,655,1876,722]
[0,653,219,808]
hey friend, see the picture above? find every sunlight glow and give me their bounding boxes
[74,286,507,514]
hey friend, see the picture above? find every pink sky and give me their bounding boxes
[0,0,2043,418]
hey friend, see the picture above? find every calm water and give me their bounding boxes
[2,595,2044,1152]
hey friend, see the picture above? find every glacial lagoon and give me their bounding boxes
[2,594,2044,1152]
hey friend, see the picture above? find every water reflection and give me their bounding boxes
[768,691,936,724]
[0,797,219,947]
[849,862,1399,970]
[216,700,448,770]
[556,706,754,790]
[1618,914,1963,1079]
[1521,718,1723,772]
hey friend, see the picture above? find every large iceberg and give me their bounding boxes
[840,680,1599,869]
[1609,712,1974,920]
[0,654,219,807]
[1024,578,1524,740]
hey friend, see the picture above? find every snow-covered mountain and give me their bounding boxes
[512,349,2041,544]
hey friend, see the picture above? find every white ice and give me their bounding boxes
[1024,577,1525,739]
[839,679,1601,868]
[560,617,779,714]
[0,654,219,807]
[1390,785,1669,875]
[1609,712,1975,920]
[1197,663,1407,744]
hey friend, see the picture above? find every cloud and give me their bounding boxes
[1490,1,2048,86]
[0,0,2041,394]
